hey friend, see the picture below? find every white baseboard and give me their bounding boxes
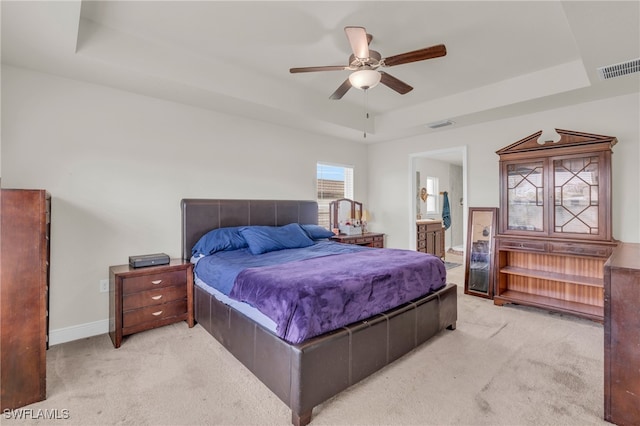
[49,319,109,346]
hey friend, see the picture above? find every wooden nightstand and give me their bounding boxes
[331,232,384,248]
[109,259,194,348]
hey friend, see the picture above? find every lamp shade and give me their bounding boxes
[349,69,381,90]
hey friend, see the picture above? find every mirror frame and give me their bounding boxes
[329,198,363,232]
[464,207,498,299]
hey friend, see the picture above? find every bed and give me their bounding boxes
[181,199,457,426]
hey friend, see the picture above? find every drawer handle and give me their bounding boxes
[151,310,163,316]
[151,280,162,285]
[151,295,163,300]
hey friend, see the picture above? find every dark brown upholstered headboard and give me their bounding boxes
[181,199,319,260]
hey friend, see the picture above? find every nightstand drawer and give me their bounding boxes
[123,284,186,310]
[123,299,187,329]
[122,270,186,294]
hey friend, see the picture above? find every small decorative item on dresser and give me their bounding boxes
[361,210,369,233]
[338,222,362,235]
[109,259,194,348]
[128,252,170,268]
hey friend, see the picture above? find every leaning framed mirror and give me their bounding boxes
[464,207,498,299]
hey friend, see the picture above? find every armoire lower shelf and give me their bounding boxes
[494,247,607,322]
[500,266,603,287]
[494,290,603,321]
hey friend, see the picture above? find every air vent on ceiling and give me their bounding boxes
[426,119,455,129]
[597,58,640,80]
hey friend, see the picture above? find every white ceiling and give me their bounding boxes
[2,1,639,143]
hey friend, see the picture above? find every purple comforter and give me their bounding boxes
[229,248,446,344]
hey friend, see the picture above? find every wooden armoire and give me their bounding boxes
[1,189,51,410]
[493,129,617,321]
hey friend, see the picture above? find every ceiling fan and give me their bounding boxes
[290,26,447,100]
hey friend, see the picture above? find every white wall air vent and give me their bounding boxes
[426,119,455,129]
[597,58,640,80]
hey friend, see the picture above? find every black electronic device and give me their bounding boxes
[128,253,170,268]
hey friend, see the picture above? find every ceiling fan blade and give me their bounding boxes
[344,26,370,59]
[290,65,348,73]
[383,44,446,67]
[329,79,352,100]
[379,72,413,94]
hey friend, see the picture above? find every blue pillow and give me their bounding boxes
[239,223,315,255]
[191,226,248,257]
[301,224,335,240]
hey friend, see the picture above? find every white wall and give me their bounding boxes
[3,64,639,344]
[369,93,640,250]
[1,66,368,343]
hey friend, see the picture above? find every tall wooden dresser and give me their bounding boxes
[493,129,617,321]
[604,243,640,425]
[1,189,51,410]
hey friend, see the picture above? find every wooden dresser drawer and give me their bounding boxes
[418,223,442,232]
[330,232,384,248]
[122,284,187,310]
[548,242,613,258]
[122,270,186,294]
[354,236,373,244]
[371,235,384,248]
[123,299,188,329]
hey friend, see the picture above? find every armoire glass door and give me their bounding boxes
[553,155,600,235]
[506,161,544,232]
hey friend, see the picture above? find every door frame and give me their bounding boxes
[409,145,468,257]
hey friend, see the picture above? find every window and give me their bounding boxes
[317,163,354,228]
[425,176,439,215]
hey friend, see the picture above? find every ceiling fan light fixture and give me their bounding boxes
[349,69,381,90]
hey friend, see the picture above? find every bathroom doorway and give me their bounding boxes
[410,146,467,256]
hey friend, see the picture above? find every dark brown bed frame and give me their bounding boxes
[181,199,457,426]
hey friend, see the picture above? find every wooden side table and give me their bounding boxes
[331,232,384,248]
[109,259,194,348]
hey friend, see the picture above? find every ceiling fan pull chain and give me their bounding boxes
[363,89,369,138]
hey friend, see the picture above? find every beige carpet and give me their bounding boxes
[7,254,607,425]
